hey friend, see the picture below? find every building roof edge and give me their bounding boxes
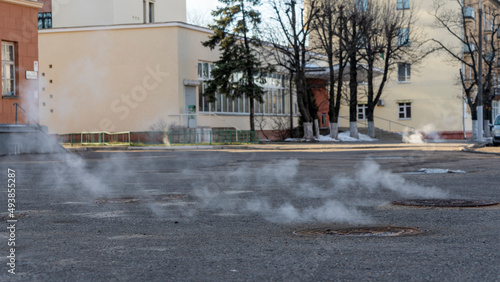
[0,0,43,9]
[38,21,213,34]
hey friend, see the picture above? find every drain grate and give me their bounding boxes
[96,194,188,204]
[392,199,499,208]
[294,226,421,237]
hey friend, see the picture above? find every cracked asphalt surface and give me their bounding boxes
[0,145,499,281]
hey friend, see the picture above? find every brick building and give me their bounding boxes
[0,0,43,124]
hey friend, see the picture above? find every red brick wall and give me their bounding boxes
[38,0,51,13]
[309,78,329,127]
[0,1,41,124]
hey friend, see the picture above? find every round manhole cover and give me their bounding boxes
[294,226,421,237]
[96,194,188,204]
[392,199,499,208]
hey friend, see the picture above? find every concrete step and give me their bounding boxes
[0,125,67,155]
[337,127,403,142]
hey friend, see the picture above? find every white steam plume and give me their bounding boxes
[188,158,450,224]
[403,124,443,144]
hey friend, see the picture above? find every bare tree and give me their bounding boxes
[360,1,432,138]
[270,115,291,140]
[265,0,320,140]
[431,0,500,139]
[310,0,348,139]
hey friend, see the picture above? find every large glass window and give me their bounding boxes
[197,62,289,115]
[1,42,16,97]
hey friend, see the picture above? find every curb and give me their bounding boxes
[64,142,472,152]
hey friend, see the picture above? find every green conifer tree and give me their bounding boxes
[203,0,274,132]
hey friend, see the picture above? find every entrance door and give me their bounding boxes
[184,86,197,128]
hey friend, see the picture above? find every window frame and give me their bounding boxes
[356,0,368,12]
[397,0,410,10]
[397,28,410,47]
[2,42,16,97]
[357,104,368,121]
[149,1,155,23]
[397,63,411,83]
[38,12,52,29]
[197,62,290,116]
[398,102,412,120]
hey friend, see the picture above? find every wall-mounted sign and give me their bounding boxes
[34,61,39,72]
[26,71,38,80]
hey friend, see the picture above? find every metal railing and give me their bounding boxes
[167,130,258,145]
[337,115,414,140]
[339,115,414,132]
[166,113,243,131]
[57,130,259,146]
[56,132,131,146]
[13,103,43,129]
[373,115,415,132]
[80,131,131,145]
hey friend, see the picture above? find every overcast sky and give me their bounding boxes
[186,0,219,17]
[185,0,275,27]
[186,0,219,11]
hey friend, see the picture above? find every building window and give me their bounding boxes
[38,12,52,29]
[322,113,327,127]
[357,104,368,120]
[397,0,410,10]
[143,1,155,23]
[399,103,412,119]
[197,62,289,115]
[356,0,368,11]
[493,100,499,119]
[398,63,411,82]
[1,42,16,97]
[149,2,155,23]
[397,28,410,46]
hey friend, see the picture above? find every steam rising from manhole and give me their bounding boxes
[96,194,188,204]
[294,226,421,237]
[392,199,499,208]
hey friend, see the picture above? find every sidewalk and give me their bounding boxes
[63,141,476,153]
[462,143,500,155]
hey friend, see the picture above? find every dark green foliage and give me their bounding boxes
[202,0,274,131]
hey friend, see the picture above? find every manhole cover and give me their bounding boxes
[294,226,421,237]
[392,199,499,208]
[96,194,188,204]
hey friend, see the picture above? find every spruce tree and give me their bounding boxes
[203,0,273,132]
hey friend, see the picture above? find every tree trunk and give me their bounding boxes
[367,121,375,139]
[350,122,359,139]
[484,119,491,138]
[303,122,314,140]
[314,119,320,139]
[329,122,339,139]
[249,98,255,132]
[472,120,478,140]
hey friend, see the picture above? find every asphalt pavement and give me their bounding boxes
[0,143,499,281]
